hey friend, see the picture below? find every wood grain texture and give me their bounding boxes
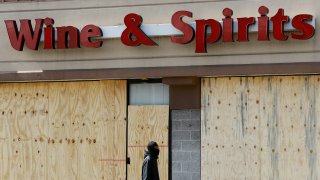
[202,76,320,180]
[0,80,127,180]
[127,105,169,180]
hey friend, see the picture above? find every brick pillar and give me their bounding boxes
[171,110,200,180]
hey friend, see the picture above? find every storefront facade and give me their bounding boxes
[0,0,319,179]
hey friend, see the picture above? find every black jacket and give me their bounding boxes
[141,151,160,180]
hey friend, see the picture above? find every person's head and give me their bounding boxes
[147,141,160,158]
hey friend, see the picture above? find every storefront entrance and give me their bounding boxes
[127,105,169,180]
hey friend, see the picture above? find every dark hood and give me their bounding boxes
[144,149,159,159]
[147,141,160,159]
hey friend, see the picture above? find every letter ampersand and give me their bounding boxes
[121,13,158,46]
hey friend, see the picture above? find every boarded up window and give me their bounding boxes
[202,76,320,179]
[0,80,127,180]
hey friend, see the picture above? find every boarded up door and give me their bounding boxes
[0,80,127,180]
[202,76,320,179]
[127,105,169,180]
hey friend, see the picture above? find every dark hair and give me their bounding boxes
[147,141,158,151]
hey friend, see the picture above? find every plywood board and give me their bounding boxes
[202,76,320,179]
[0,80,127,180]
[0,83,49,180]
[128,105,169,180]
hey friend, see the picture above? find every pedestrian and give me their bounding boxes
[141,141,160,180]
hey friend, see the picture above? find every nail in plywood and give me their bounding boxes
[127,105,169,180]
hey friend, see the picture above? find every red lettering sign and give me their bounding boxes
[195,19,221,53]
[5,19,43,51]
[80,25,103,48]
[5,18,103,51]
[171,6,314,52]
[271,9,289,41]
[43,18,55,49]
[4,6,315,52]
[257,6,270,41]
[291,14,315,40]
[121,13,157,46]
[222,8,234,42]
[171,11,194,44]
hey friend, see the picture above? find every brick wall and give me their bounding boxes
[171,110,200,180]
